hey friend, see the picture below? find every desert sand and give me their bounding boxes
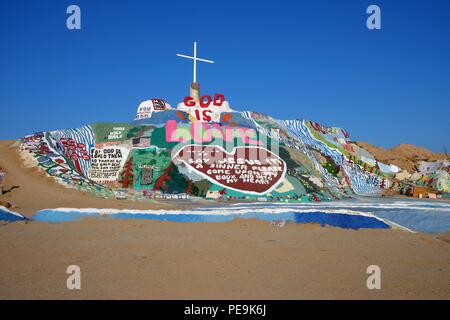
[355,142,448,173]
[1,140,450,299]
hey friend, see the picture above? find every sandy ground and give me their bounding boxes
[1,140,450,299]
[1,219,450,299]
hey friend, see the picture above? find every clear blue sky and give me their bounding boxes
[1,0,449,152]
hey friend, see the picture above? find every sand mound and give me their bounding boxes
[356,142,449,172]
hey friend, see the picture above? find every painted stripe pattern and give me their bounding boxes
[275,119,384,195]
[46,126,95,177]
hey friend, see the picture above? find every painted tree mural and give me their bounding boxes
[154,162,190,194]
[119,156,134,188]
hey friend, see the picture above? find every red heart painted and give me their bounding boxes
[174,145,286,194]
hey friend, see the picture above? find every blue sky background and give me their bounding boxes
[0,0,449,152]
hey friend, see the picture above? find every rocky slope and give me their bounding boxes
[356,142,448,173]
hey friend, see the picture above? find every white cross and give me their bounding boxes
[177,42,214,83]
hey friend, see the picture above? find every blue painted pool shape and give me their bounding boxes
[294,211,389,229]
[30,197,450,234]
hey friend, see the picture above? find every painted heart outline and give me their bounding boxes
[173,144,286,195]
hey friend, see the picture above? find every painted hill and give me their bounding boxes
[17,96,437,203]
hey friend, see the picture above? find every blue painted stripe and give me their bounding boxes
[294,211,390,230]
[32,209,390,230]
[0,207,25,222]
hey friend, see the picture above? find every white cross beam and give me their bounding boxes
[177,42,214,83]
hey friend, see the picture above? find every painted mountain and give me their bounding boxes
[18,95,432,203]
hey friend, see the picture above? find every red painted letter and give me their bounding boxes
[183,96,196,107]
[213,94,225,106]
[199,95,212,108]
[202,110,212,121]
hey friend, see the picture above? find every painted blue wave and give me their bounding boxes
[222,197,450,234]
[294,211,389,230]
[30,197,450,233]
[32,209,390,230]
[0,207,25,222]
